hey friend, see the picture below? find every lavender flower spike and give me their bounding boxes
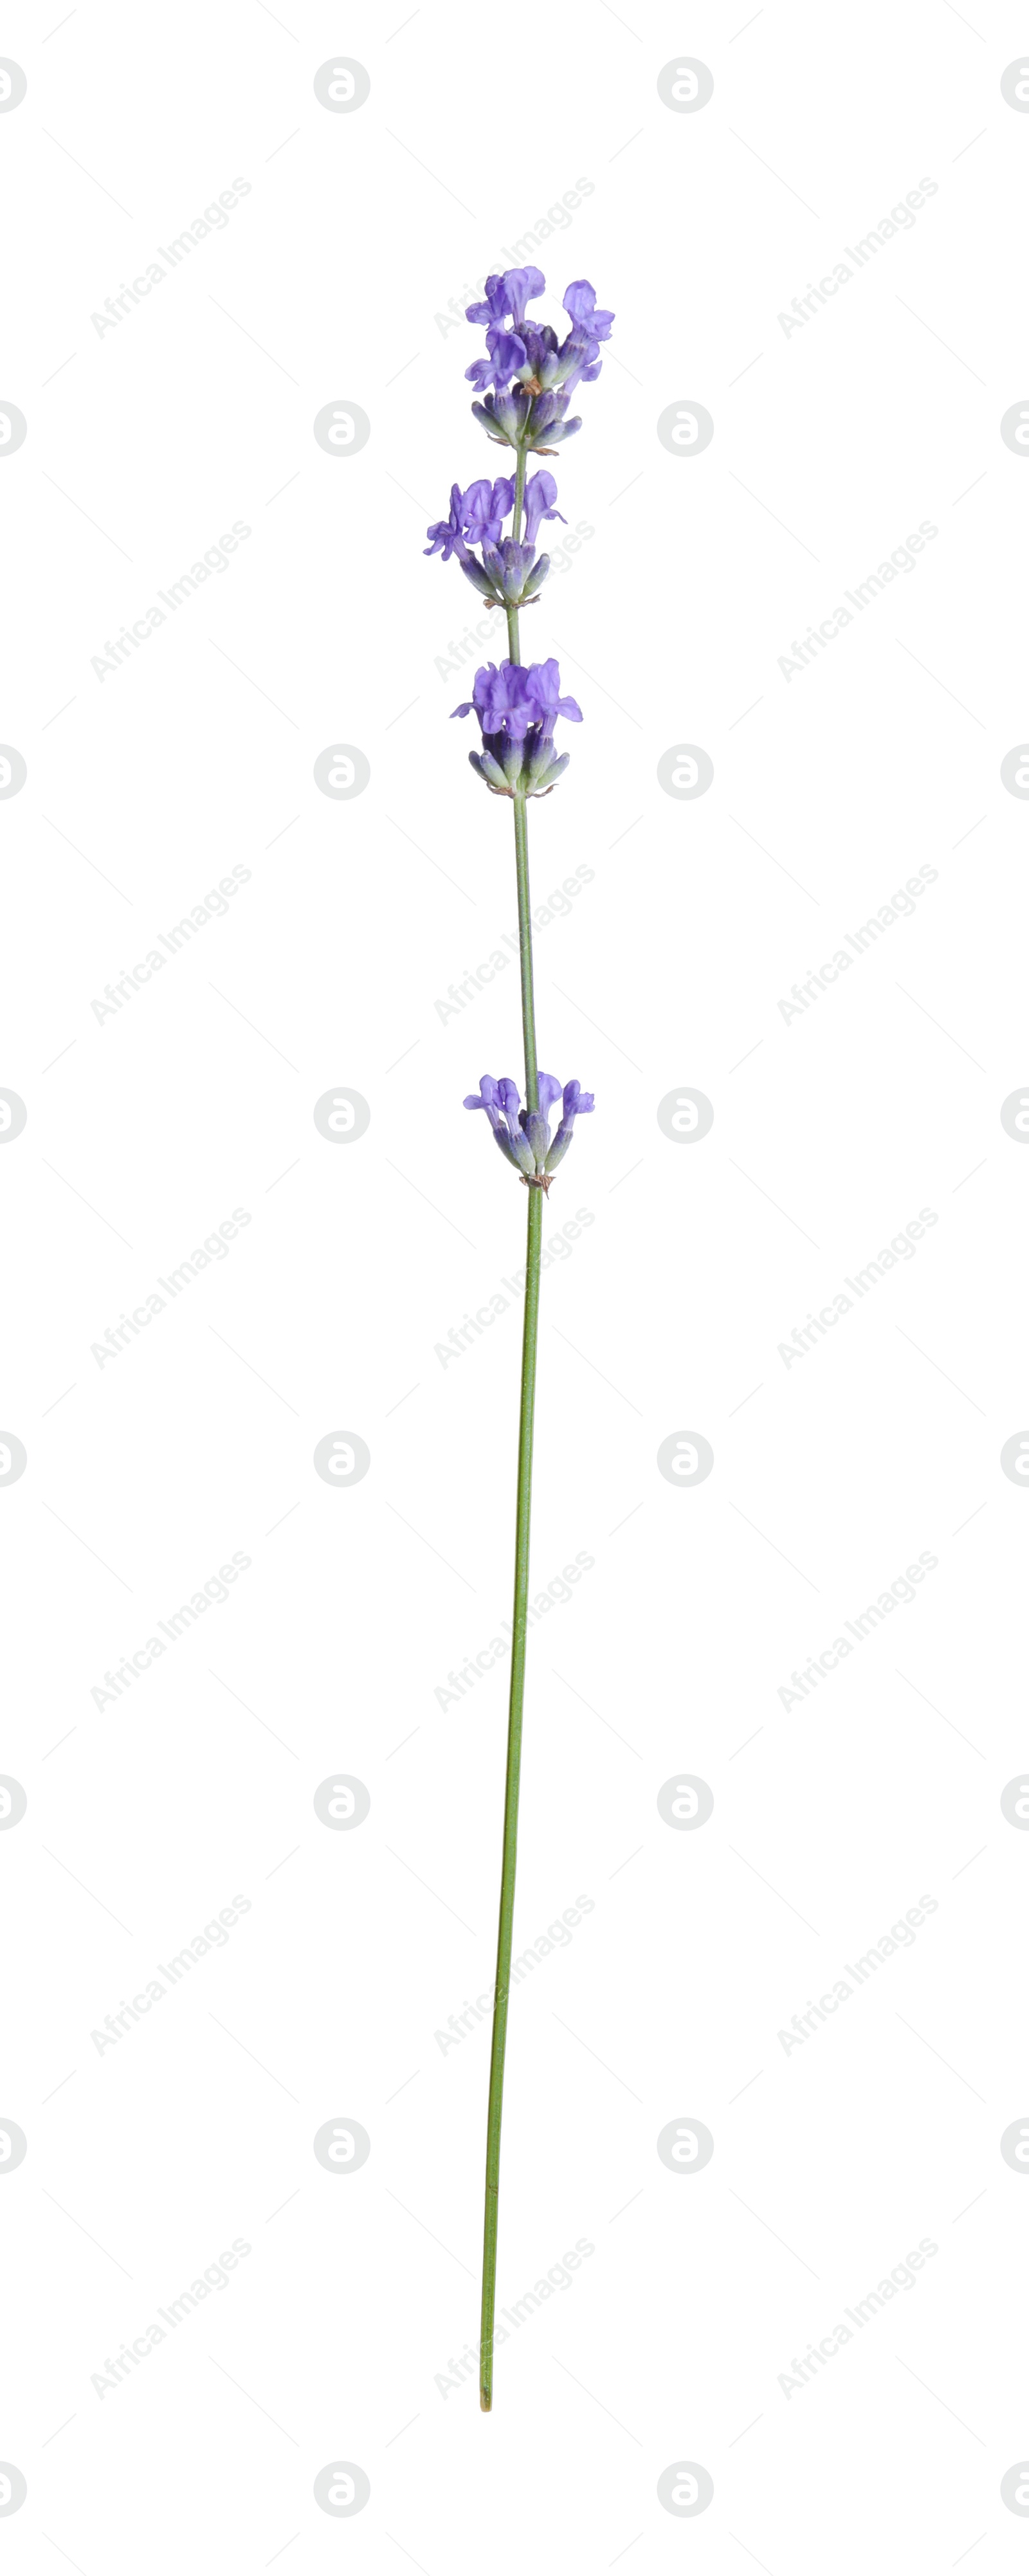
[464,1072,593,1191]
[425,255,610,2415]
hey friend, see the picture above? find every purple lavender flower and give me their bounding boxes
[464,272,614,448]
[464,1070,594,1186]
[424,477,515,563]
[465,328,528,396]
[451,657,581,796]
[562,280,615,342]
[466,268,546,332]
[522,470,565,549]
[543,1078,596,1173]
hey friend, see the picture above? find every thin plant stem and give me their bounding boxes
[479,1180,542,2408]
[480,433,541,2407]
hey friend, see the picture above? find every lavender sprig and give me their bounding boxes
[425,260,612,2411]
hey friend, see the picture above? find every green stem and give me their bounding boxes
[479,1180,542,2409]
[480,464,540,2404]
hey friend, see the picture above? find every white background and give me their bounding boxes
[2,0,1028,2565]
